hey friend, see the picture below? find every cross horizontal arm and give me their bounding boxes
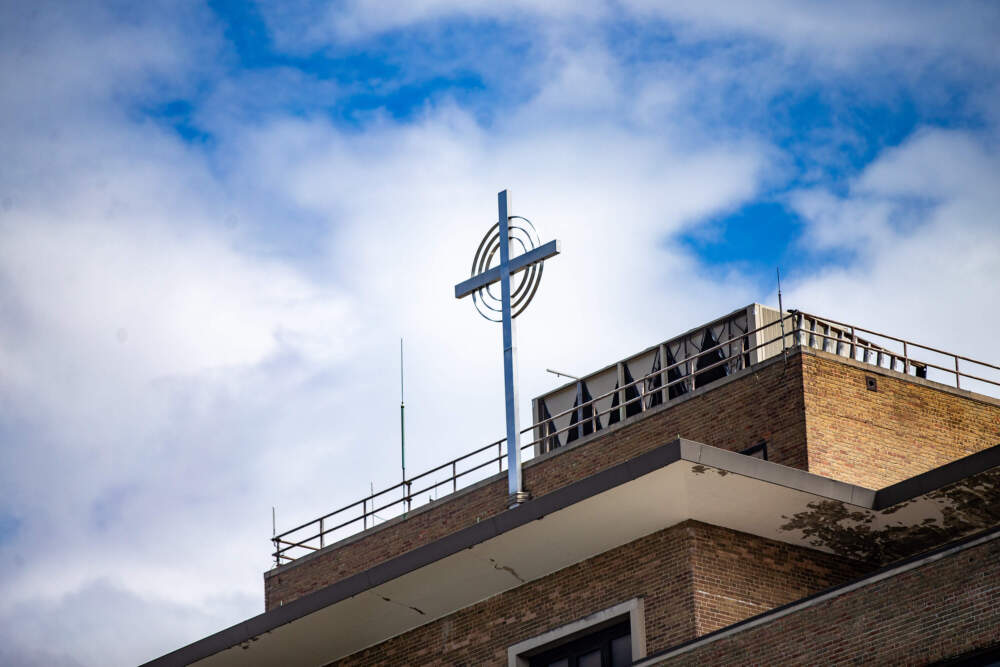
[454,239,561,299]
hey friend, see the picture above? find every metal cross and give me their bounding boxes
[454,190,560,505]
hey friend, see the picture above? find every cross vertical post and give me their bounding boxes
[497,190,525,502]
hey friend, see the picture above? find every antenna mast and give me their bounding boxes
[400,338,406,483]
[777,267,787,362]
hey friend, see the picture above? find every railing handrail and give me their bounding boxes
[271,309,999,565]
[274,437,504,540]
[799,326,1000,383]
[793,310,1000,373]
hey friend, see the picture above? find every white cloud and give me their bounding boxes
[625,0,1000,66]
[0,115,358,613]
[0,579,253,667]
[0,5,772,664]
[1,2,999,666]
[258,0,609,47]
[787,128,1000,381]
[256,0,1000,74]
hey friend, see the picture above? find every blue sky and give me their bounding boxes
[1,2,999,664]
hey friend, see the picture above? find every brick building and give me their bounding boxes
[148,305,1000,666]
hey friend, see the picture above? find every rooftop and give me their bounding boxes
[270,304,1000,566]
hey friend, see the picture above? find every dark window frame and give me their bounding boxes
[528,620,631,667]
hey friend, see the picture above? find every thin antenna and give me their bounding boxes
[271,506,276,537]
[777,267,787,362]
[546,368,580,381]
[400,338,406,484]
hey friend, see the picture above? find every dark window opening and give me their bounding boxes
[646,350,663,409]
[565,382,601,444]
[537,400,561,452]
[665,346,687,400]
[622,365,642,418]
[695,329,728,389]
[607,383,621,426]
[740,440,768,460]
[528,620,631,667]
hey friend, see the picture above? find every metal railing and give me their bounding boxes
[271,310,1000,565]
[271,438,508,564]
[791,310,1000,394]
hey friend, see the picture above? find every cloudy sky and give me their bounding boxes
[1,1,999,664]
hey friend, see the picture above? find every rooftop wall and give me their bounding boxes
[801,348,1000,488]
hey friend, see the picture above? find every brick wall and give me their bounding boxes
[655,532,1000,666]
[689,522,868,636]
[266,355,809,609]
[801,349,1000,488]
[329,522,867,666]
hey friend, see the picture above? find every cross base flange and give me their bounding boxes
[508,490,531,508]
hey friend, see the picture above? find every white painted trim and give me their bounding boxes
[632,530,1000,666]
[507,598,646,667]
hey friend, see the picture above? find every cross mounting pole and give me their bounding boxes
[453,189,560,507]
[496,190,523,502]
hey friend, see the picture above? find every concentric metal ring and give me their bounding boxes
[470,216,545,322]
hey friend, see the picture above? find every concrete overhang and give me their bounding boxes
[146,439,1000,667]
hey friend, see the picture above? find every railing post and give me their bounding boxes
[273,538,279,567]
[779,313,787,361]
[725,320,733,372]
[659,344,668,404]
[319,518,325,549]
[955,357,961,389]
[498,442,503,472]
[405,481,412,512]
[617,362,626,422]
[453,461,457,492]
[684,339,694,393]
[903,341,909,375]
[363,498,367,530]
